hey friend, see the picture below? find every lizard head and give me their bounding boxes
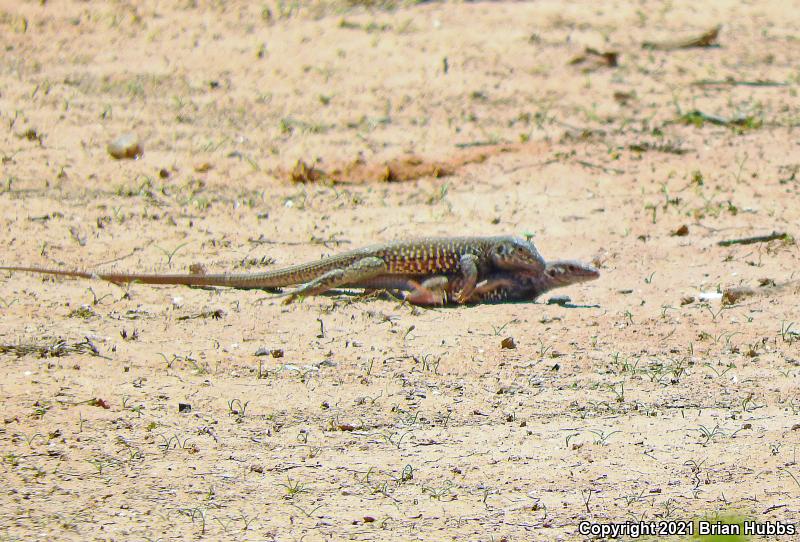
[490,237,546,273]
[544,260,600,287]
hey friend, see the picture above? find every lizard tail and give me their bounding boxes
[0,265,274,288]
[0,265,97,280]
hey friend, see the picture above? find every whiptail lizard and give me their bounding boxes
[0,236,548,305]
[377,259,600,305]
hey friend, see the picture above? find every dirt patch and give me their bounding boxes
[280,141,547,183]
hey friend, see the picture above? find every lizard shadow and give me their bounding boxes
[316,289,601,309]
[457,300,602,309]
[543,300,601,309]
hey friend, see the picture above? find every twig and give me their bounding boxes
[763,504,788,513]
[718,231,789,246]
[679,110,755,127]
[0,337,106,359]
[581,489,593,513]
[575,160,624,175]
[692,78,787,88]
[248,235,351,247]
[455,140,505,149]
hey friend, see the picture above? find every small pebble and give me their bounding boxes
[178,403,192,413]
[672,224,689,236]
[500,337,516,349]
[107,133,143,159]
[547,295,571,305]
[722,286,756,305]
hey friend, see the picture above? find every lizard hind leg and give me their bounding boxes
[404,276,451,306]
[461,277,517,304]
[283,256,388,304]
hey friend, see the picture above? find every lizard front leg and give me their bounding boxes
[453,253,480,304]
[284,256,388,303]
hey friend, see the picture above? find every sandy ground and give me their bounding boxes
[1,0,800,540]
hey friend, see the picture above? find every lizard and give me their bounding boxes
[0,235,547,305]
[375,259,600,305]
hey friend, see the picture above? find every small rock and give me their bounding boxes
[792,423,800,431]
[90,398,110,409]
[547,295,571,306]
[178,403,192,413]
[698,292,722,301]
[254,347,284,357]
[194,162,212,173]
[613,91,635,104]
[500,337,516,349]
[672,224,689,236]
[742,423,753,430]
[363,516,375,523]
[107,133,143,160]
[680,296,695,305]
[722,286,756,305]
